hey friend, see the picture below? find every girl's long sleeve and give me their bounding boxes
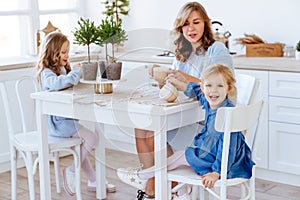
[184,82,206,106]
[41,67,81,91]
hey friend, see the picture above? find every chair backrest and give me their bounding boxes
[0,77,38,138]
[215,100,264,149]
[236,74,259,105]
[15,77,38,133]
[214,100,264,196]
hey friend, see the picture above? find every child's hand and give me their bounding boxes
[201,172,220,188]
[166,76,188,91]
[73,63,81,68]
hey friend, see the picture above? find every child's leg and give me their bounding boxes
[138,150,188,180]
[70,127,98,181]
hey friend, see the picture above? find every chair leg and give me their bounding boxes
[10,146,17,200]
[198,185,205,200]
[191,185,198,200]
[25,151,35,200]
[53,152,61,193]
[168,181,172,200]
[74,145,82,200]
[250,177,255,200]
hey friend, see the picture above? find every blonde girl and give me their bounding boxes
[122,64,254,200]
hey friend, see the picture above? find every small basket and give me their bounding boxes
[246,43,284,57]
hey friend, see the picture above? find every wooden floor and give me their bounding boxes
[0,149,300,200]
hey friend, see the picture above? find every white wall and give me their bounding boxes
[87,0,300,54]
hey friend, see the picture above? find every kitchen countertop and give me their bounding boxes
[115,50,300,72]
[233,56,300,72]
[1,49,300,72]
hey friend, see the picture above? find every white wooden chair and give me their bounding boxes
[236,74,259,106]
[0,77,82,200]
[167,100,264,200]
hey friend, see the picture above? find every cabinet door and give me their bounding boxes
[269,122,300,175]
[269,97,300,124]
[236,69,268,169]
[269,71,300,98]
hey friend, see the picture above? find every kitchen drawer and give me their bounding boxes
[269,71,300,98]
[269,122,300,175]
[269,96,300,124]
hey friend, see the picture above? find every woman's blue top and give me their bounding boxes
[172,41,234,77]
[184,82,254,179]
[40,67,82,138]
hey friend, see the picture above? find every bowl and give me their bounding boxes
[94,83,113,94]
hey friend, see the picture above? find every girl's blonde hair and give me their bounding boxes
[173,1,215,62]
[37,32,71,83]
[201,64,237,104]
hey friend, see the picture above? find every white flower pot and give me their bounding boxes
[296,51,300,60]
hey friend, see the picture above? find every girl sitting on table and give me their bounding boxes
[119,64,254,200]
[36,32,116,196]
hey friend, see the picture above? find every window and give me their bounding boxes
[0,0,84,58]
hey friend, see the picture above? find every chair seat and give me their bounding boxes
[12,131,82,152]
[168,166,248,187]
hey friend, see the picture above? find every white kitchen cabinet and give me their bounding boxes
[269,122,300,175]
[235,69,300,186]
[235,69,269,169]
[269,71,300,176]
[269,71,300,99]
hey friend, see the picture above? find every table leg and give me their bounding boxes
[95,123,106,199]
[36,99,52,199]
[154,125,168,200]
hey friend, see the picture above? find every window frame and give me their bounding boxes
[0,0,85,57]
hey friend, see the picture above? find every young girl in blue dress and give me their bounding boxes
[125,64,254,199]
[37,32,116,196]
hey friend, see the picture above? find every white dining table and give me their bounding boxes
[31,80,204,200]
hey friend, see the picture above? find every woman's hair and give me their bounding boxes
[173,1,215,62]
[37,32,71,83]
[201,64,237,104]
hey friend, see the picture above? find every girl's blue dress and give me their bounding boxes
[184,82,254,179]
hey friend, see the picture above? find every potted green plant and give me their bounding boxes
[73,17,102,80]
[296,40,300,60]
[98,16,128,80]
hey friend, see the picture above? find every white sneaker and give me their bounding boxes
[171,184,192,200]
[63,167,75,196]
[117,167,147,190]
[171,192,192,200]
[87,180,117,193]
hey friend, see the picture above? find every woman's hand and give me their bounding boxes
[168,70,188,82]
[169,70,200,83]
[149,64,161,76]
[201,172,220,189]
